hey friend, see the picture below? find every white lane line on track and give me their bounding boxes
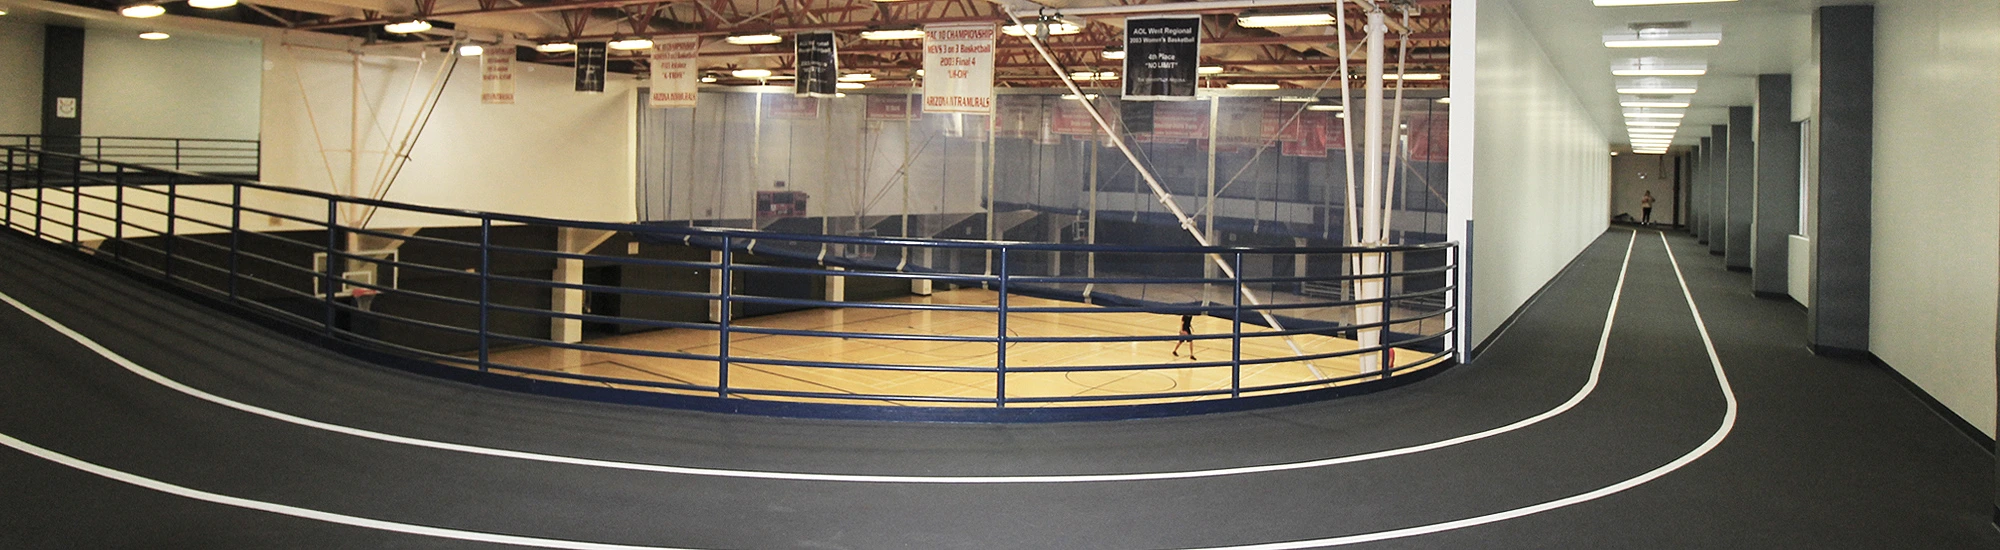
[1179,231,1739,549]
[0,230,1734,550]
[0,230,1632,484]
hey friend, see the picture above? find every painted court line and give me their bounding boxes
[0,231,1635,484]
[0,230,1735,549]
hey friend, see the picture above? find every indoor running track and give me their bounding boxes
[0,229,1993,549]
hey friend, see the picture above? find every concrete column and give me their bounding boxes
[41,26,84,155]
[1726,107,1755,270]
[1693,140,1709,241]
[1752,75,1801,297]
[1708,125,1729,255]
[552,229,614,344]
[1806,5,1873,355]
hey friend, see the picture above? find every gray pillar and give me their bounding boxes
[1726,107,1755,270]
[1752,75,1801,297]
[41,26,85,155]
[1708,125,1728,255]
[1806,5,1872,355]
[1694,140,1709,241]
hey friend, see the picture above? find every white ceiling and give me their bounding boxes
[1504,0,1848,148]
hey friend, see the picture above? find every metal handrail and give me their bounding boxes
[1,143,1461,418]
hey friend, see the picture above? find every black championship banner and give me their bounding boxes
[574,41,608,93]
[794,32,838,97]
[1122,15,1200,101]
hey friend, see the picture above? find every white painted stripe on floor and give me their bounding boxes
[0,231,1638,484]
[0,230,1734,549]
[1181,231,1739,549]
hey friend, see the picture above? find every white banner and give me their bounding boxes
[481,50,514,104]
[921,23,996,115]
[649,36,701,108]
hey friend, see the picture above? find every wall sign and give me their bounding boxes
[574,42,607,93]
[649,36,701,108]
[1122,15,1201,101]
[55,98,78,119]
[794,32,839,98]
[921,23,997,114]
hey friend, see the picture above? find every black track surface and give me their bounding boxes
[0,229,1993,549]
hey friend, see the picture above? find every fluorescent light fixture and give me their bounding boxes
[187,0,236,8]
[915,69,924,77]
[1629,130,1678,135]
[1436,97,1451,104]
[139,31,170,40]
[1619,86,1699,94]
[731,68,773,78]
[1273,96,1317,103]
[120,4,165,17]
[1612,57,1708,76]
[1102,47,1125,60]
[534,42,576,53]
[1628,121,1682,127]
[383,19,432,34]
[1060,93,1099,100]
[1623,101,1690,108]
[700,75,717,83]
[1594,0,1736,5]
[1068,71,1116,81]
[1632,139,1673,144]
[1606,38,1719,48]
[766,75,794,80]
[1237,11,1335,28]
[1198,66,1224,75]
[1306,104,1344,112]
[1604,25,1721,48]
[609,38,653,50]
[837,82,865,90]
[1002,20,1081,37]
[725,33,782,45]
[1227,83,1281,90]
[0,8,9,15]
[1382,73,1443,81]
[859,28,925,41]
[840,73,876,82]
[1634,150,1668,155]
[1624,111,1686,119]
[458,44,483,56]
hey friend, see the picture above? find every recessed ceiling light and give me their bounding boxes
[1606,38,1719,48]
[1383,73,1444,81]
[119,4,166,17]
[1628,121,1682,127]
[731,68,773,78]
[1594,0,1736,5]
[1612,57,1708,76]
[840,73,876,82]
[608,38,653,50]
[1228,83,1282,90]
[535,42,576,53]
[187,0,236,8]
[383,20,432,34]
[1237,11,1335,28]
[1615,68,1707,76]
[139,31,170,40]
[700,75,717,83]
[1624,112,1686,118]
[1619,86,1699,95]
[725,33,782,45]
[1623,101,1691,108]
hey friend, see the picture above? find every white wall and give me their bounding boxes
[260,43,636,228]
[81,30,260,139]
[0,19,42,135]
[1869,0,2000,437]
[1462,0,1613,345]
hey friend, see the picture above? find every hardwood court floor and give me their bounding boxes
[485,288,1442,407]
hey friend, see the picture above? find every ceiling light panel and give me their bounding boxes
[725,33,783,45]
[1594,0,1736,5]
[1237,11,1335,28]
[1604,23,1722,48]
[1612,57,1708,76]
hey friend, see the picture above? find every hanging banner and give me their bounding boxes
[921,23,997,114]
[1050,98,1105,136]
[1122,15,1201,101]
[794,32,838,97]
[1149,100,1209,139]
[574,42,607,93]
[764,94,821,119]
[1406,112,1449,161]
[994,95,1042,139]
[480,49,515,104]
[649,36,701,108]
[865,95,917,121]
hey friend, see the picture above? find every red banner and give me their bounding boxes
[1405,112,1449,162]
[763,94,821,119]
[866,95,917,121]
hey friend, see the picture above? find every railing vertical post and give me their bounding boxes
[323,198,338,336]
[228,183,242,301]
[34,155,44,240]
[717,235,732,398]
[113,174,124,263]
[1379,250,1394,380]
[174,139,182,171]
[478,215,492,373]
[995,246,1009,408]
[1232,251,1243,398]
[69,161,80,250]
[4,149,12,230]
[163,176,177,282]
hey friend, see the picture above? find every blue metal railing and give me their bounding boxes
[0,143,1460,417]
[0,135,259,177]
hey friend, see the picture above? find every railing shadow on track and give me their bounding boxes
[1,144,1461,422]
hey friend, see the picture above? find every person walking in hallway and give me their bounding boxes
[1640,191,1655,225]
[1172,314,1196,360]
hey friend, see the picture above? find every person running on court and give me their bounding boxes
[1640,191,1655,225]
[1172,314,1195,360]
